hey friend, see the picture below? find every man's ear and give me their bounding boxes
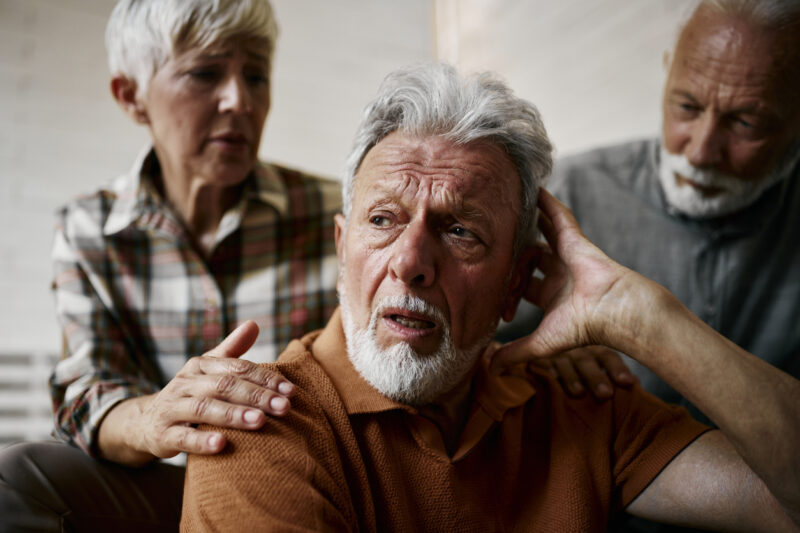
[110,75,149,124]
[501,245,540,323]
[334,213,346,264]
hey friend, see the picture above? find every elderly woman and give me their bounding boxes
[0,0,340,530]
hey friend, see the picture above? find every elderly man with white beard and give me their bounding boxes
[180,63,800,532]
[499,0,800,417]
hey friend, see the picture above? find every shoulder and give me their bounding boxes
[260,161,343,213]
[220,338,347,462]
[554,138,654,176]
[522,364,704,442]
[269,338,343,419]
[54,174,132,243]
[550,138,656,191]
[183,342,358,530]
[520,367,708,508]
[189,343,346,487]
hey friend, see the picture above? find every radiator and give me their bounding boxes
[0,352,58,447]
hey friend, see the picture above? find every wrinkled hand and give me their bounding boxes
[136,321,294,458]
[492,190,644,372]
[531,345,637,399]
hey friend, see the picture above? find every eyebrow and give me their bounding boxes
[365,183,494,224]
[669,88,775,116]
[668,89,699,103]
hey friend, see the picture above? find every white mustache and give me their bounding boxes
[661,151,748,193]
[370,294,447,331]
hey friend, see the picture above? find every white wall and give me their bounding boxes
[436,0,696,157]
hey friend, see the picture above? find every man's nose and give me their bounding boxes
[387,221,436,288]
[686,113,724,168]
[218,74,252,114]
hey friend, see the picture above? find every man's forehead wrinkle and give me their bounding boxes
[674,26,789,115]
[679,52,771,97]
[680,14,792,92]
[681,35,757,84]
[361,168,511,228]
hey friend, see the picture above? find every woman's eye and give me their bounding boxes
[245,72,269,85]
[189,69,220,82]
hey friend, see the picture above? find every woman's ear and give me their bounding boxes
[110,75,149,124]
[501,245,540,323]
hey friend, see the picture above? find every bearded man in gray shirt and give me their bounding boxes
[501,0,800,424]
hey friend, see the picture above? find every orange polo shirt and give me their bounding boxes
[181,309,708,532]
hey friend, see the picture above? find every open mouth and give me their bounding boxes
[390,314,436,330]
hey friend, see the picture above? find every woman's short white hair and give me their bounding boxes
[106,0,279,96]
[344,62,553,253]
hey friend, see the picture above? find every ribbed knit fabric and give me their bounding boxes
[181,310,708,532]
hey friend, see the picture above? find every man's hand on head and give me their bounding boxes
[97,321,296,465]
[491,190,652,376]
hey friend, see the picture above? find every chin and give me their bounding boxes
[341,294,492,406]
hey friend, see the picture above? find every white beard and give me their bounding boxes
[340,292,494,406]
[658,145,799,219]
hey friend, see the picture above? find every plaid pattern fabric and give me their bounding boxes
[50,149,341,454]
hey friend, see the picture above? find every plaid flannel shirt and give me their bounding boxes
[50,149,341,455]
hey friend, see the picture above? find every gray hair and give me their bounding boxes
[344,62,553,253]
[106,0,279,96]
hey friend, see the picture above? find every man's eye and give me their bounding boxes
[370,216,392,227]
[448,225,476,240]
[677,102,700,116]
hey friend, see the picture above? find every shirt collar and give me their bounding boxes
[249,161,289,217]
[311,308,536,459]
[102,147,290,236]
[103,146,160,236]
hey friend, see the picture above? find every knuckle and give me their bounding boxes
[263,371,281,391]
[183,356,203,373]
[248,386,267,407]
[227,358,251,374]
[214,374,238,395]
[192,397,212,418]
[167,376,189,395]
[171,428,190,454]
[223,405,238,425]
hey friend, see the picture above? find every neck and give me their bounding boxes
[157,168,243,257]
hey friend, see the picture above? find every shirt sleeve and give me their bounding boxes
[610,384,710,510]
[49,203,162,456]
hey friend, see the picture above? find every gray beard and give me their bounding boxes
[339,292,495,406]
[658,142,800,219]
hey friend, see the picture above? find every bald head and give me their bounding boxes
[681,1,800,91]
